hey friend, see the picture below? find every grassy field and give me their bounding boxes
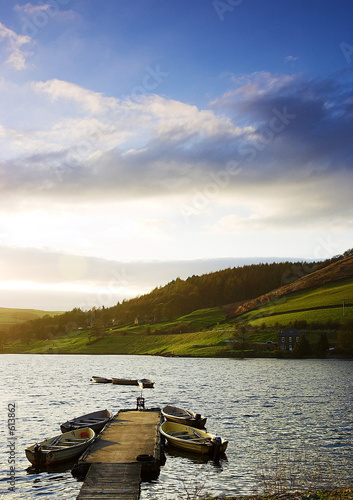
[2,278,353,355]
[4,327,231,356]
[238,278,353,328]
[0,307,63,325]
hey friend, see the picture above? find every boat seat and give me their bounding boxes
[46,445,71,449]
[77,420,99,425]
[51,443,73,447]
[61,438,87,443]
[168,431,189,436]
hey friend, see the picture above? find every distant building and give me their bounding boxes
[134,316,154,325]
[278,328,304,351]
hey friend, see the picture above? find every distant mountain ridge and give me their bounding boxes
[232,253,353,317]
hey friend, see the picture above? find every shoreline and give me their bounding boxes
[204,487,353,499]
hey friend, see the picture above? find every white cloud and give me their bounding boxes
[14,2,76,21]
[285,55,299,62]
[0,72,352,253]
[32,79,118,115]
[0,22,32,70]
[15,3,50,15]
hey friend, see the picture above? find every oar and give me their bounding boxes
[190,428,211,443]
[48,435,62,447]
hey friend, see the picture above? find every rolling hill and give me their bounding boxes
[231,254,353,319]
[0,307,63,326]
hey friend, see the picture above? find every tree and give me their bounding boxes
[293,335,311,357]
[316,332,329,358]
[232,321,253,358]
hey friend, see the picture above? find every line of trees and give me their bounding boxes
[1,251,352,348]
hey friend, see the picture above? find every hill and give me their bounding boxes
[232,254,353,319]
[237,277,353,328]
[0,307,63,326]
[1,249,353,355]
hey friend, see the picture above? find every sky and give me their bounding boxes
[0,0,352,311]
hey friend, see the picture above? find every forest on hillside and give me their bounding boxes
[2,251,352,346]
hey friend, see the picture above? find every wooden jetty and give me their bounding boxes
[76,408,163,500]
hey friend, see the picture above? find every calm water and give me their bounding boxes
[0,355,352,499]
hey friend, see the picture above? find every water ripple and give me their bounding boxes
[0,355,352,499]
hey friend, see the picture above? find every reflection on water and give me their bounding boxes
[0,354,352,499]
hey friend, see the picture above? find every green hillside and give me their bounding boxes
[3,307,230,356]
[2,274,353,356]
[1,251,353,356]
[0,307,63,325]
[240,277,353,328]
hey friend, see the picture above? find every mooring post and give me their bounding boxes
[136,397,145,410]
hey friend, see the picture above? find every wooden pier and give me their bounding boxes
[76,408,163,500]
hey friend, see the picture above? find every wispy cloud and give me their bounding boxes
[1,71,352,213]
[0,21,32,70]
[0,70,352,269]
[14,2,76,21]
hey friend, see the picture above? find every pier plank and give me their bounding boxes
[76,409,162,500]
[77,464,142,499]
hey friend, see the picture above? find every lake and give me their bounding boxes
[0,355,352,499]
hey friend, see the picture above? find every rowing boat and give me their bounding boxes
[91,376,112,383]
[25,427,95,466]
[60,409,112,434]
[111,378,154,388]
[162,405,206,428]
[159,421,227,456]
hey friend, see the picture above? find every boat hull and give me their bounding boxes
[162,405,206,429]
[60,409,111,434]
[91,376,112,383]
[25,427,95,466]
[111,378,154,388]
[159,421,227,456]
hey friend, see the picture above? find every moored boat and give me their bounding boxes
[111,378,154,388]
[91,376,112,383]
[25,427,95,466]
[162,405,206,428]
[159,421,227,456]
[60,409,112,434]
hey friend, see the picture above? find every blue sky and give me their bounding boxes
[0,0,352,310]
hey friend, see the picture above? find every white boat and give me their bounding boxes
[159,421,227,456]
[25,427,95,466]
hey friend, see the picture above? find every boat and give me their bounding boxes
[138,378,154,388]
[60,409,112,434]
[91,376,112,383]
[111,378,154,388]
[162,405,206,428]
[25,427,95,466]
[159,421,228,456]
